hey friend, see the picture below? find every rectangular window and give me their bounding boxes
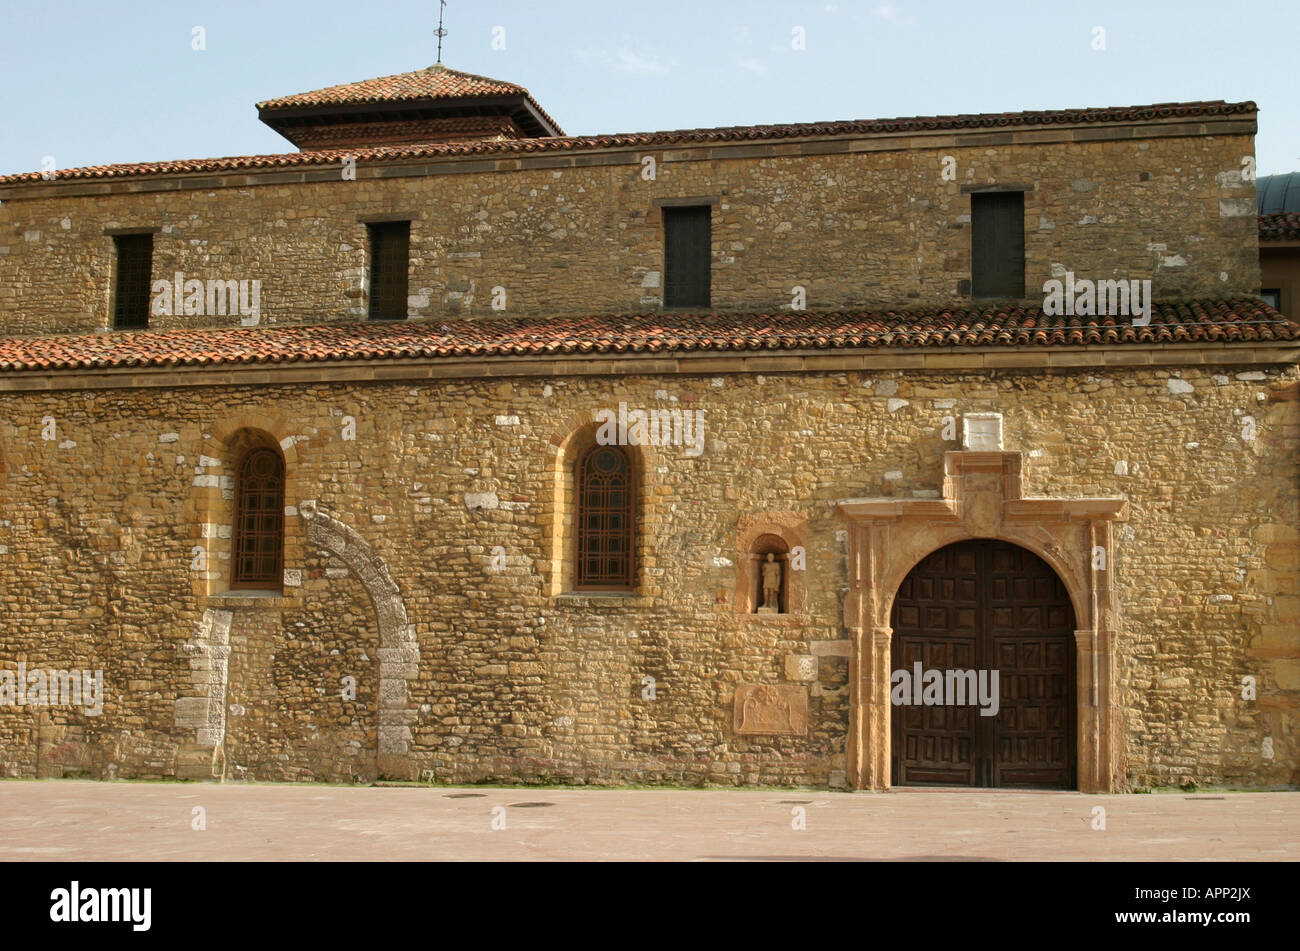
[112,234,153,329]
[368,221,410,320]
[1262,288,1282,309]
[663,206,711,308]
[970,192,1025,299]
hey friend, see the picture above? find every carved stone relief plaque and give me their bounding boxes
[733,684,808,736]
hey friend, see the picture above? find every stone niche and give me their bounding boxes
[734,512,807,619]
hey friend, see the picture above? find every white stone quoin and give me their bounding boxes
[962,413,1004,451]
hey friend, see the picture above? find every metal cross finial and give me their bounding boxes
[434,0,448,64]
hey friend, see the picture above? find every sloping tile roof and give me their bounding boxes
[256,63,564,137]
[0,100,1254,186]
[0,300,1293,373]
[257,65,529,110]
[288,116,524,149]
[1260,212,1300,241]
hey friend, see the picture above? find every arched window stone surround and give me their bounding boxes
[187,413,304,599]
[836,450,1128,793]
[735,512,808,619]
[543,411,658,599]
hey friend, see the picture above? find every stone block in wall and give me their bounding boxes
[785,655,817,682]
[733,684,808,736]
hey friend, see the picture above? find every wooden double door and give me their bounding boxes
[890,539,1076,788]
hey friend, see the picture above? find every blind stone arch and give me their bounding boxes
[298,501,419,772]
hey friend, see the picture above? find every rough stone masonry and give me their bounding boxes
[0,82,1294,791]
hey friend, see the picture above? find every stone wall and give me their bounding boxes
[0,130,1260,336]
[0,361,1295,788]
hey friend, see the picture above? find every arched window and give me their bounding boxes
[574,443,635,590]
[232,446,285,590]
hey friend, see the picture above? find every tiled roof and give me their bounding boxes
[288,116,524,150]
[257,65,529,110]
[256,64,564,139]
[0,300,1293,373]
[1260,212,1300,241]
[0,100,1254,186]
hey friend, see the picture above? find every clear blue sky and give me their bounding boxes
[2,0,1296,177]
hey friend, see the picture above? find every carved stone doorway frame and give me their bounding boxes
[836,451,1128,792]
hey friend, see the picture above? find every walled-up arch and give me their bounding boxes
[836,450,1128,792]
[298,500,418,774]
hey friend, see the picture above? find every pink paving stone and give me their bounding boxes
[0,781,1295,862]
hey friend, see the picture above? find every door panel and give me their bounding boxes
[890,540,1075,788]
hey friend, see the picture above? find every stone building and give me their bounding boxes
[0,64,1296,791]
[1258,172,1300,319]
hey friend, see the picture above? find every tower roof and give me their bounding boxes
[1257,171,1300,214]
[256,63,563,149]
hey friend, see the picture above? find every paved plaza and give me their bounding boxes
[0,781,1295,861]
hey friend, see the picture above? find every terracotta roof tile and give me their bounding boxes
[0,100,1254,186]
[1260,212,1300,241]
[0,300,1292,373]
[257,65,529,110]
[256,64,564,139]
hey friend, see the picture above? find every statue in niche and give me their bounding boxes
[758,552,783,614]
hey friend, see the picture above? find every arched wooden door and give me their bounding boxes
[890,539,1076,788]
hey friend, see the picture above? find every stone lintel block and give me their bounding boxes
[785,655,818,682]
[810,639,852,657]
[378,726,412,754]
[962,412,1004,451]
[376,754,419,781]
[174,763,213,781]
[984,352,1059,368]
[376,647,408,665]
[173,696,209,727]
[379,662,419,680]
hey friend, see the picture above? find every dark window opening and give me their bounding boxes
[663,206,711,308]
[232,447,285,590]
[971,192,1025,299]
[113,234,153,329]
[1262,289,1282,309]
[574,444,635,590]
[368,221,410,320]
